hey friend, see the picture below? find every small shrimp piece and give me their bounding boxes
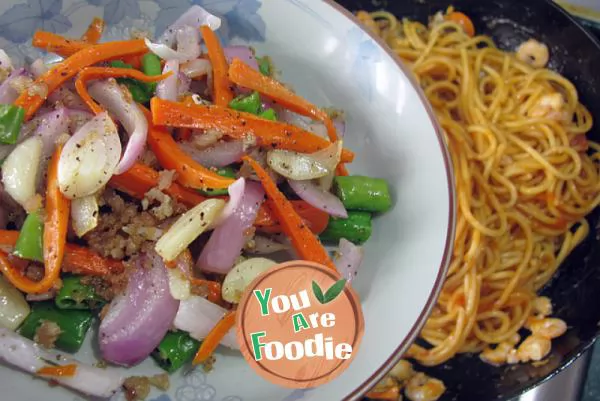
[516,39,550,68]
[528,317,567,339]
[372,376,397,393]
[480,343,513,366]
[517,334,551,363]
[390,359,415,382]
[532,296,553,317]
[529,93,567,120]
[404,373,445,401]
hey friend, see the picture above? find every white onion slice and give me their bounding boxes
[0,276,30,330]
[156,60,180,101]
[29,59,48,78]
[158,5,221,47]
[181,58,212,78]
[288,179,348,218]
[246,235,290,254]
[334,238,364,283]
[0,328,124,398]
[0,50,13,72]
[174,296,238,349]
[145,26,201,62]
[58,111,121,199]
[88,80,148,174]
[222,258,276,303]
[155,198,225,262]
[267,141,343,180]
[167,253,192,301]
[181,139,245,168]
[2,136,42,208]
[71,194,99,237]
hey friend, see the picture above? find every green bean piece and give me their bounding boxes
[319,211,372,245]
[257,56,271,76]
[258,108,277,121]
[13,210,43,262]
[55,276,105,310]
[142,53,162,92]
[334,176,392,213]
[109,60,151,103]
[0,104,25,145]
[198,166,237,196]
[151,331,200,373]
[228,91,261,115]
[18,302,93,353]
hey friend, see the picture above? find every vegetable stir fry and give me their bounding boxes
[0,6,392,400]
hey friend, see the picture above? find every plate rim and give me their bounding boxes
[319,1,457,399]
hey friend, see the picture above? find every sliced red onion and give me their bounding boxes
[25,289,56,301]
[334,118,346,138]
[216,177,245,225]
[156,60,180,101]
[158,5,221,47]
[0,68,27,104]
[174,296,238,349]
[197,181,265,274]
[88,79,148,174]
[181,139,245,168]
[181,58,212,79]
[288,179,347,218]
[99,252,179,367]
[334,238,364,283]
[0,328,124,398]
[145,26,201,62]
[48,87,88,110]
[65,108,93,133]
[224,46,259,71]
[33,108,69,158]
[178,72,192,96]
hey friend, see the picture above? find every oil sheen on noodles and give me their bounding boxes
[359,11,600,367]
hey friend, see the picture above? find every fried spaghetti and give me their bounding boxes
[358,10,600,369]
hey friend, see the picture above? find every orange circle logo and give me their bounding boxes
[236,260,364,389]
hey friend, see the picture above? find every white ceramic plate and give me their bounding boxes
[0,0,455,400]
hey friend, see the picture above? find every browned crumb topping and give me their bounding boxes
[123,376,151,401]
[34,320,62,349]
[148,373,170,391]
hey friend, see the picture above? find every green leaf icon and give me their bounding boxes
[312,281,325,304]
[323,279,347,304]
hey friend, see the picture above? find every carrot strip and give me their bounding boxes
[0,147,69,293]
[201,25,233,106]
[193,311,236,364]
[191,279,223,305]
[37,364,77,378]
[75,67,172,114]
[81,17,105,43]
[150,97,355,163]
[15,39,148,121]
[228,58,338,142]
[243,156,335,269]
[147,124,235,190]
[365,386,401,400]
[446,11,475,37]
[176,96,197,141]
[109,162,207,208]
[255,199,329,235]
[32,31,89,58]
[228,58,349,173]
[0,230,123,276]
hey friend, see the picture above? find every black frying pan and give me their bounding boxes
[332,1,600,400]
